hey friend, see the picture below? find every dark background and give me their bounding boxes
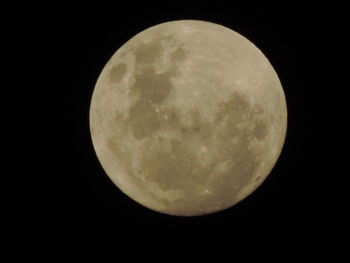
[14,3,347,262]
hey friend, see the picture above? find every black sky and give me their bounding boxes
[13,3,347,262]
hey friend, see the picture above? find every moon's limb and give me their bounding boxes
[90,20,287,216]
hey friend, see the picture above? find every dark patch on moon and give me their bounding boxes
[215,92,251,124]
[161,107,182,130]
[109,63,127,83]
[140,138,202,191]
[130,67,175,105]
[134,39,163,64]
[215,93,251,140]
[125,100,160,139]
[170,47,187,62]
[187,110,212,139]
[253,119,268,140]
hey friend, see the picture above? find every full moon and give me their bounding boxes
[90,20,287,216]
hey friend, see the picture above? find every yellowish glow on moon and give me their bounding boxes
[89,20,287,216]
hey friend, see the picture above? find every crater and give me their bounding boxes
[109,63,127,83]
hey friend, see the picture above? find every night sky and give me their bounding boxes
[14,3,347,262]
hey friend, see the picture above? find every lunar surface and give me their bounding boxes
[90,20,287,216]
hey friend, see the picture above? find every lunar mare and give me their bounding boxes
[90,20,287,216]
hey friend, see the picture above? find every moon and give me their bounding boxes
[89,20,287,216]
